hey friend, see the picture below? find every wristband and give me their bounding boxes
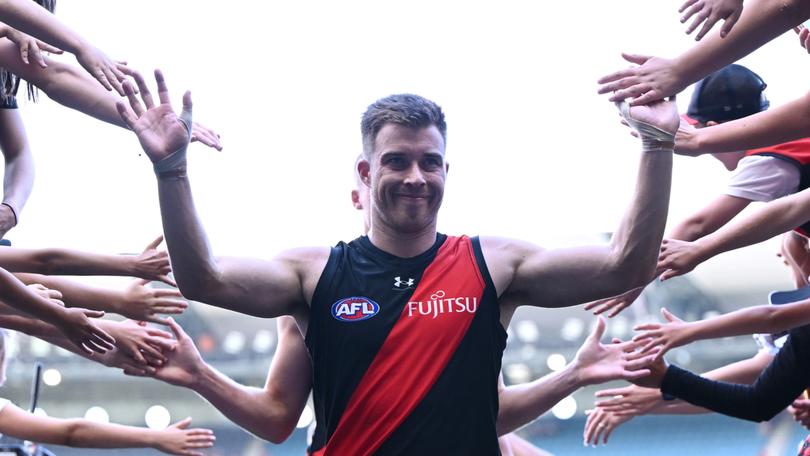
[153,104,192,178]
[1,202,17,226]
[617,101,676,152]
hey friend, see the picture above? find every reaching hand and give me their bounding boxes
[633,308,695,358]
[594,384,662,415]
[790,398,810,430]
[120,278,187,324]
[126,317,203,387]
[56,307,116,354]
[191,122,222,151]
[657,238,709,280]
[153,417,215,456]
[679,0,744,40]
[99,319,176,367]
[74,45,127,95]
[116,69,193,163]
[26,283,63,306]
[0,24,63,68]
[627,354,669,389]
[583,407,633,446]
[622,98,680,137]
[572,317,659,385]
[132,236,175,286]
[598,54,683,106]
[583,286,644,317]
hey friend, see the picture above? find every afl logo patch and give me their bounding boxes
[331,297,380,322]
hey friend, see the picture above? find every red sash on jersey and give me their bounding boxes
[312,236,485,456]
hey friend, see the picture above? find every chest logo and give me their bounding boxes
[393,276,415,290]
[331,297,380,322]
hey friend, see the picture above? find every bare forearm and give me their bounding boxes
[673,0,810,89]
[497,364,582,435]
[0,141,32,217]
[63,419,157,449]
[697,191,810,265]
[0,267,64,325]
[609,151,673,286]
[191,362,293,443]
[156,175,222,303]
[14,273,124,313]
[0,0,84,52]
[0,247,137,276]
[687,91,810,154]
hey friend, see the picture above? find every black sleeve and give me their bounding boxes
[0,96,17,109]
[660,324,810,422]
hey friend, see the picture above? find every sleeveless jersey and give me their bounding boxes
[746,138,810,235]
[305,234,506,455]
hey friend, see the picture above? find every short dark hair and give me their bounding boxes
[361,94,447,158]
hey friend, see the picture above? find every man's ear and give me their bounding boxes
[358,159,371,187]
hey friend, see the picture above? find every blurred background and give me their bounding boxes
[1,0,808,454]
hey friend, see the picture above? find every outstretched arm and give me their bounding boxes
[117,70,320,318]
[493,101,676,308]
[496,317,656,435]
[0,402,214,455]
[141,318,312,444]
[0,236,175,284]
[658,188,810,280]
[0,107,32,238]
[598,0,810,105]
[635,301,810,357]
[0,0,126,93]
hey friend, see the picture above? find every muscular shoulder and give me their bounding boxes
[478,236,547,297]
[275,246,331,308]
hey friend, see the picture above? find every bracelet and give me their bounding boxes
[1,202,17,226]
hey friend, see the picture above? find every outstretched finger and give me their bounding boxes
[146,314,171,325]
[609,84,652,103]
[694,14,720,40]
[680,1,705,23]
[145,235,164,251]
[29,43,46,68]
[597,67,640,86]
[116,101,138,129]
[123,81,144,117]
[157,274,177,287]
[155,69,171,105]
[628,89,664,106]
[719,10,741,38]
[607,301,632,318]
[678,0,699,13]
[36,40,62,54]
[138,340,167,362]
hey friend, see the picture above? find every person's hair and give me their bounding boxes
[360,94,446,158]
[0,0,57,104]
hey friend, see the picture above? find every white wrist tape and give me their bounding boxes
[617,101,675,152]
[153,107,193,175]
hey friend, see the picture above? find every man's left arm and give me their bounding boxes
[491,101,677,308]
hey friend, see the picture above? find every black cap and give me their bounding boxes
[686,64,769,124]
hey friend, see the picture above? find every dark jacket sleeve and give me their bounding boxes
[660,324,810,422]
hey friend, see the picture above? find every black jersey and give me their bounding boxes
[305,234,506,455]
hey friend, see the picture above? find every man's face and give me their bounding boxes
[360,124,447,234]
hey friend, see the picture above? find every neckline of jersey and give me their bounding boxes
[355,233,448,266]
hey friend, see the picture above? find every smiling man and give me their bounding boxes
[116,69,678,455]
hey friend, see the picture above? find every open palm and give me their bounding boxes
[116,69,192,163]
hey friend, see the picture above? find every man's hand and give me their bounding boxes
[583,286,644,317]
[118,278,187,324]
[583,407,633,446]
[126,317,203,387]
[56,307,116,354]
[679,0,744,40]
[790,397,810,430]
[132,235,176,286]
[571,317,659,385]
[116,69,192,163]
[98,319,176,367]
[191,122,222,151]
[594,384,662,415]
[598,54,683,106]
[657,238,709,280]
[623,98,680,137]
[633,308,695,358]
[26,283,63,305]
[74,45,127,95]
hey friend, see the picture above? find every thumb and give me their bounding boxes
[621,52,651,65]
[145,235,164,251]
[180,91,193,134]
[173,417,192,429]
[83,309,105,319]
[661,307,682,323]
[166,317,188,341]
[589,316,606,341]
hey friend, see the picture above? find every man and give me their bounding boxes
[116,69,677,454]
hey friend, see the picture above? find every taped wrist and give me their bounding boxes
[153,108,193,178]
[617,101,675,152]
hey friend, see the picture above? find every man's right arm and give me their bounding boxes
[146,318,312,443]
